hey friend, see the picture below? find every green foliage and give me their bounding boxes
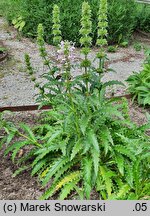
[1,0,149,45]
[126,54,150,106]
[0,47,7,53]
[12,16,26,32]
[133,42,142,52]
[136,3,150,33]
[119,41,129,48]
[52,5,62,46]
[0,2,150,200]
[107,0,136,44]
[107,46,117,53]
[96,0,108,47]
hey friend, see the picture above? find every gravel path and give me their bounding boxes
[0,17,149,107]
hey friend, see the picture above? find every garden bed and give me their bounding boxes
[0,99,149,200]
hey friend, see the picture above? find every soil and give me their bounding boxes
[0,100,149,200]
[0,111,45,200]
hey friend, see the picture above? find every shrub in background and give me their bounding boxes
[136,3,150,33]
[107,0,136,44]
[0,0,142,45]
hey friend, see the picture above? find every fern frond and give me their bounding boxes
[133,159,141,194]
[42,129,62,144]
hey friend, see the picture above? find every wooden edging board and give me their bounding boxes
[0,94,132,112]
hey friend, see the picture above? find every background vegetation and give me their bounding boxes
[0,0,150,46]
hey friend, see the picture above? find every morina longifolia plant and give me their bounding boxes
[1,0,150,200]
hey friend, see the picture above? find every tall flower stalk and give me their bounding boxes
[56,40,76,93]
[52,4,62,46]
[96,0,108,75]
[37,24,51,69]
[80,1,92,93]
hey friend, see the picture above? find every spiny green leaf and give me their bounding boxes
[115,154,124,175]
[32,145,59,167]
[103,80,124,88]
[42,156,69,186]
[91,147,100,177]
[79,115,90,135]
[114,145,135,161]
[71,139,82,160]
[59,180,77,200]
[31,158,48,176]
[116,184,130,199]
[100,166,113,197]
[4,140,28,156]
[20,123,37,143]
[88,130,100,153]
[125,163,133,187]
[55,171,81,191]
[82,157,92,199]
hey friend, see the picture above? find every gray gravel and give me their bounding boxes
[0,17,149,107]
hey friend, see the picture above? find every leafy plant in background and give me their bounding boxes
[12,16,26,32]
[126,50,150,106]
[133,42,142,52]
[0,1,150,200]
[107,45,117,53]
[107,0,136,44]
[0,0,144,45]
[136,3,150,33]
